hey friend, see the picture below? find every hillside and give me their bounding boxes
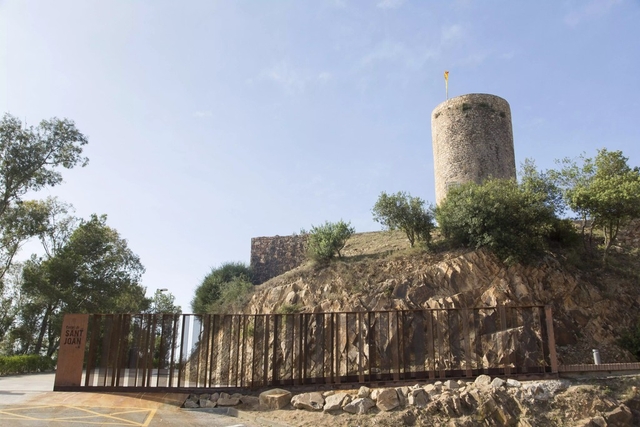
[246,230,640,365]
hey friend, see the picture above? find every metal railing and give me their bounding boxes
[62,305,558,392]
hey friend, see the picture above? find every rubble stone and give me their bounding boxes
[343,397,375,414]
[291,392,324,411]
[474,375,492,387]
[376,388,400,412]
[357,386,371,398]
[259,388,292,410]
[409,388,429,408]
[323,392,349,412]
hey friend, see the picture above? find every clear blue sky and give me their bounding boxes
[2,0,639,311]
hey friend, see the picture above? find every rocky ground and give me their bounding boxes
[184,373,640,426]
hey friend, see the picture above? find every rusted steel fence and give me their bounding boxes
[62,306,557,392]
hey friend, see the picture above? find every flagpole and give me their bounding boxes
[444,70,449,100]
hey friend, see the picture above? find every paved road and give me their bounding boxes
[0,372,261,427]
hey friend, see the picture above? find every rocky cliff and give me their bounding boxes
[246,230,640,365]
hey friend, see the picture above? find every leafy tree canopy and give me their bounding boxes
[191,262,252,314]
[148,289,181,314]
[0,114,88,282]
[15,213,147,356]
[372,191,435,248]
[435,179,564,265]
[303,220,355,262]
[552,148,640,263]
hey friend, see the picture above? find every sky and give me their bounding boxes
[1,0,639,312]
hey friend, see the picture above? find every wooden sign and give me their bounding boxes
[54,314,89,389]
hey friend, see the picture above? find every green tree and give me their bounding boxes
[191,262,252,314]
[372,191,435,247]
[18,214,148,356]
[554,149,640,263]
[435,179,560,264]
[0,114,88,281]
[303,220,355,262]
[148,289,181,314]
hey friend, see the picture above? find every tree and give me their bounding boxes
[372,191,435,247]
[519,158,565,216]
[0,114,88,281]
[435,179,560,264]
[17,214,148,356]
[148,289,181,314]
[303,220,355,262]
[191,262,253,314]
[553,149,640,263]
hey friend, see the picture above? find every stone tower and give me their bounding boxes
[431,93,516,204]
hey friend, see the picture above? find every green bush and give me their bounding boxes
[372,191,435,248]
[435,179,560,264]
[303,220,355,262]
[207,277,255,314]
[191,262,253,313]
[619,319,640,361]
[0,355,56,376]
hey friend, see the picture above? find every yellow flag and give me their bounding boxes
[444,70,449,99]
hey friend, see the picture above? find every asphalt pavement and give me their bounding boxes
[0,372,263,427]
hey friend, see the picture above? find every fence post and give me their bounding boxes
[462,308,473,378]
[544,306,558,374]
[498,305,511,376]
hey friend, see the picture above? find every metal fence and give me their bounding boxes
[65,306,557,392]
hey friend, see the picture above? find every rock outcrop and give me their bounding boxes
[246,247,640,364]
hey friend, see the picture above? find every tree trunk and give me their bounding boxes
[34,304,52,355]
[602,220,621,267]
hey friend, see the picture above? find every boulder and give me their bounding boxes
[408,388,429,408]
[424,384,439,396]
[343,397,376,414]
[323,392,349,412]
[375,388,400,412]
[217,396,240,406]
[239,395,260,408]
[259,388,292,410]
[604,405,633,427]
[357,386,371,398]
[474,375,492,387]
[199,398,216,408]
[291,392,324,411]
[491,377,506,389]
[444,379,459,391]
[506,379,521,388]
[396,387,409,406]
[183,399,199,408]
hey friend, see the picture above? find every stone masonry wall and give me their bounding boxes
[250,234,309,285]
[431,93,516,204]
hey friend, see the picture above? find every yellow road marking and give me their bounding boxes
[0,404,156,426]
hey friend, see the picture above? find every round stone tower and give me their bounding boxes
[431,93,516,204]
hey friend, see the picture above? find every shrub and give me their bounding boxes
[303,220,355,262]
[276,303,303,314]
[0,355,56,376]
[435,179,560,264]
[372,191,435,248]
[191,262,253,313]
[619,319,640,361]
[208,277,255,314]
